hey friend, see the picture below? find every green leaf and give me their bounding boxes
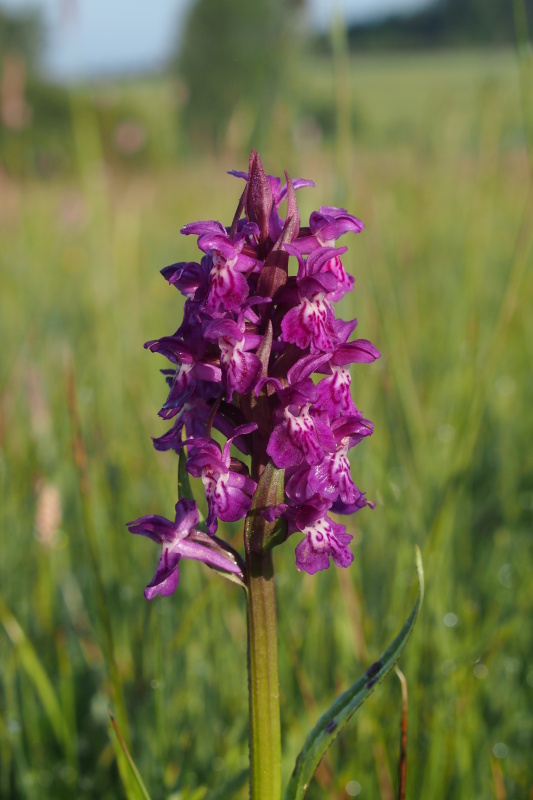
[109,710,153,800]
[0,593,73,764]
[244,459,286,554]
[178,446,195,502]
[284,546,424,800]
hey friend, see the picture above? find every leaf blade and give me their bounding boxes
[284,546,424,800]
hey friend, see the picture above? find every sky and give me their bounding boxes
[1,0,431,79]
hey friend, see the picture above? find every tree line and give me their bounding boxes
[344,0,531,50]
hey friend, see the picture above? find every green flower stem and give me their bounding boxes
[246,545,281,800]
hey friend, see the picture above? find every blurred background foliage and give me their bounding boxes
[342,0,533,49]
[174,0,296,149]
[1,0,533,798]
[0,6,44,67]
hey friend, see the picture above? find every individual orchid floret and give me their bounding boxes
[324,255,354,301]
[285,496,354,575]
[280,245,346,353]
[294,207,365,300]
[282,413,372,509]
[161,258,210,300]
[127,498,243,599]
[306,415,373,505]
[151,397,219,452]
[266,379,335,469]
[143,334,222,420]
[296,206,365,252]
[181,219,259,315]
[289,319,380,417]
[295,513,354,575]
[314,338,380,416]
[204,313,262,397]
[185,424,258,533]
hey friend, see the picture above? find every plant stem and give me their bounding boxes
[246,546,281,800]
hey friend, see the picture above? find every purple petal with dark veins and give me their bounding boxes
[287,353,331,384]
[127,514,176,543]
[332,339,381,365]
[331,496,373,514]
[181,220,227,237]
[161,260,209,298]
[145,551,181,599]
[310,207,365,241]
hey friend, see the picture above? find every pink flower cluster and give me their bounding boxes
[128,151,379,597]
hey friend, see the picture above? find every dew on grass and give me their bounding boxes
[7,718,21,734]
[473,663,489,679]
[346,780,362,796]
[120,585,134,601]
[443,612,458,627]
[492,742,508,759]
[498,564,513,588]
[437,423,455,442]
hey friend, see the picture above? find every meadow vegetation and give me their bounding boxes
[1,48,532,798]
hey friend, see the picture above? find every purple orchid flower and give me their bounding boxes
[266,378,335,469]
[144,335,222,419]
[161,258,210,300]
[127,498,243,599]
[286,318,380,417]
[293,207,365,300]
[280,245,347,353]
[185,424,258,533]
[261,494,355,575]
[295,206,365,252]
[181,220,259,315]
[131,149,379,593]
[295,513,354,575]
[204,312,263,397]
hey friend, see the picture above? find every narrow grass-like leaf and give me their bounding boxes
[0,594,72,761]
[109,711,153,800]
[66,362,143,799]
[284,547,424,800]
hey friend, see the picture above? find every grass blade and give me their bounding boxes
[109,711,153,800]
[0,594,73,764]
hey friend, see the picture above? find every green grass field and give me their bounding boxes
[1,48,533,798]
